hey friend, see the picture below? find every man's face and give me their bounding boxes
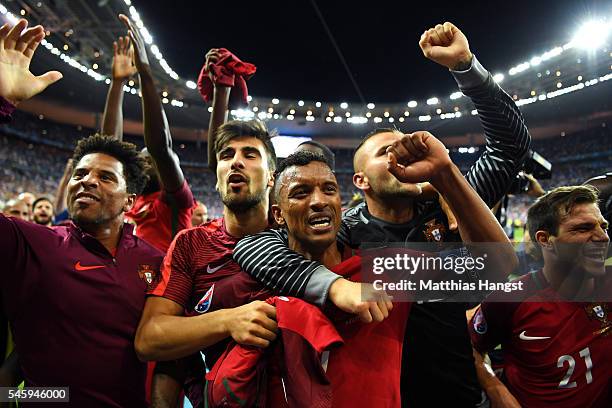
[5,200,29,221]
[191,203,208,227]
[273,161,341,251]
[353,132,422,199]
[216,136,273,213]
[546,203,610,277]
[67,153,135,226]
[33,200,54,225]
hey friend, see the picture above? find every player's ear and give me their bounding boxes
[534,230,553,250]
[267,171,275,189]
[353,171,369,191]
[123,193,136,212]
[271,204,285,226]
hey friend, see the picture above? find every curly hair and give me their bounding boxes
[71,134,149,195]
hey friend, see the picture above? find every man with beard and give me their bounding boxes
[31,196,54,226]
[470,185,611,408]
[0,18,163,406]
[233,21,532,407]
[101,16,194,253]
[134,120,279,408]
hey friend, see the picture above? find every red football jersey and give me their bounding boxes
[326,256,411,408]
[470,270,612,408]
[125,180,194,253]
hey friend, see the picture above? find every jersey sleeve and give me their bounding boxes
[469,301,516,353]
[161,179,195,210]
[233,229,342,307]
[148,229,195,307]
[452,56,532,207]
[0,214,24,280]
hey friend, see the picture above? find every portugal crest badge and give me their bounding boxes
[138,264,157,286]
[424,219,446,242]
[585,303,611,336]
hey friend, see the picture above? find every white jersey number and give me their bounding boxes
[557,347,593,389]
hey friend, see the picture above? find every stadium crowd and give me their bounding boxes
[0,14,610,408]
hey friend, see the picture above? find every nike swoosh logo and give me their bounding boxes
[207,260,230,274]
[519,330,551,341]
[75,261,105,271]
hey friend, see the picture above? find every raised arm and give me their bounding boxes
[119,15,184,192]
[204,49,230,170]
[420,22,532,207]
[101,36,136,140]
[54,158,73,214]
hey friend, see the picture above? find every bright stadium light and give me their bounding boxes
[493,73,504,83]
[571,20,612,50]
[426,97,439,105]
[407,100,418,108]
[367,103,375,109]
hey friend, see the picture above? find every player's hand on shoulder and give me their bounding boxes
[228,300,278,348]
[328,278,393,323]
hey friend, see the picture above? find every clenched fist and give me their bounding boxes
[386,131,452,185]
[419,22,472,71]
[328,278,393,323]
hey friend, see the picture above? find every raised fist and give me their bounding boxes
[386,131,452,185]
[419,22,472,71]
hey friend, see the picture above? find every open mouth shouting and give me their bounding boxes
[228,172,248,189]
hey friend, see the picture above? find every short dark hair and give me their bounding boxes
[71,134,149,195]
[353,127,402,171]
[273,150,332,201]
[527,185,600,239]
[214,120,277,171]
[32,196,53,210]
[297,140,335,170]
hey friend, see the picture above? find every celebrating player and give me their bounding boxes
[233,21,531,406]
[0,18,164,406]
[470,185,611,408]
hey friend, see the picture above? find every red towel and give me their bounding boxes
[197,48,256,109]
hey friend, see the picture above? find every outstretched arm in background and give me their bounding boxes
[101,35,137,140]
[54,158,73,214]
[119,14,184,192]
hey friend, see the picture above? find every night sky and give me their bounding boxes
[131,0,609,103]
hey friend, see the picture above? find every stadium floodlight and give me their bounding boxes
[426,97,439,105]
[340,102,348,109]
[407,100,418,108]
[571,20,611,50]
[367,103,375,109]
[272,98,279,105]
[298,100,305,106]
[450,91,462,100]
[493,73,504,83]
